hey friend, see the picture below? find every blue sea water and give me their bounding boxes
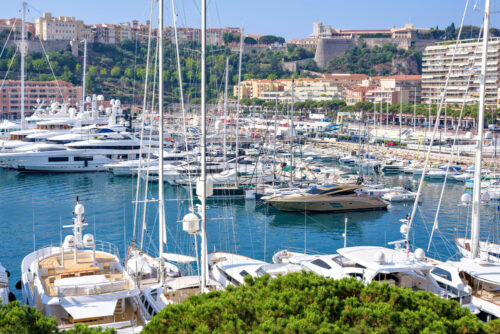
[1,167,499,301]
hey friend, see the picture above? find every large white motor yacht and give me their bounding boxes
[21,199,145,331]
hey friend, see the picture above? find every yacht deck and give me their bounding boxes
[57,299,144,330]
[37,250,133,297]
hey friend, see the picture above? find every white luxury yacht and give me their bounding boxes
[21,199,145,331]
[2,132,148,172]
[208,252,303,288]
[273,245,444,294]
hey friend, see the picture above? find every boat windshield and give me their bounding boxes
[305,184,339,194]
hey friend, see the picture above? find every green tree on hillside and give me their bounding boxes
[110,66,121,78]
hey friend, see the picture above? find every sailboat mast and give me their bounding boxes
[158,0,165,284]
[21,1,26,129]
[81,39,87,113]
[471,0,491,259]
[290,76,295,184]
[413,87,416,134]
[399,89,402,144]
[200,0,208,289]
[223,57,229,169]
[235,28,243,187]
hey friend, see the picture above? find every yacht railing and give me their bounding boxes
[33,240,121,264]
[51,279,128,297]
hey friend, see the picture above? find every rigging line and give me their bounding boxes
[131,30,139,109]
[0,17,18,59]
[25,10,65,100]
[172,0,195,209]
[133,0,155,244]
[0,52,18,92]
[427,24,484,253]
[407,0,472,239]
[140,33,160,249]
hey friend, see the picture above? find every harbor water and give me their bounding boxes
[1,167,499,301]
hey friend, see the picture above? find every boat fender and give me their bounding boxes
[8,292,15,302]
[15,280,21,290]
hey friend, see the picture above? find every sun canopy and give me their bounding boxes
[61,299,117,320]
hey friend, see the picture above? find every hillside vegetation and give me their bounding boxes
[0,41,314,104]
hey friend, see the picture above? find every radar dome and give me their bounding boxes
[461,193,472,204]
[414,248,425,260]
[373,251,385,264]
[182,213,200,234]
[400,224,409,235]
[97,95,104,101]
[83,234,94,247]
[63,235,75,248]
[74,203,85,215]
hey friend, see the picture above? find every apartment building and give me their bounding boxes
[0,80,82,119]
[372,75,421,103]
[345,85,377,105]
[234,78,345,102]
[422,38,500,108]
[365,88,409,105]
[35,13,88,41]
[320,73,368,86]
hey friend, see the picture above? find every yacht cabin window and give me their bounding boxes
[310,259,332,270]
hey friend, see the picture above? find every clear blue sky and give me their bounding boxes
[2,0,496,40]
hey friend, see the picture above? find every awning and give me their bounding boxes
[61,299,118,320]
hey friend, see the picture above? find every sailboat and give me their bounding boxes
[427,0,500,320]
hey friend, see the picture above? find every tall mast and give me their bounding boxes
[471,0,491,259]
[399,89,402,144]
[223,57,229,169]
[290,76,295,184]
[158,0,165,284]
[81,39,87,113]
[413,87,416,134]
[200,0,208,290]
[21,2,26,129]
[235,28,243,187]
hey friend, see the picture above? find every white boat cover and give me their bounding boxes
[54,275,108,287]
[126,255,153,275]
[61,299,117,320]
[162,253,196,264]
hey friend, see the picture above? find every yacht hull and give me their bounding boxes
[268,195,388,213]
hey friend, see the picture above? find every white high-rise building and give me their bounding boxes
[422,38,500,108]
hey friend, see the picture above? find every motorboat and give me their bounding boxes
[208,252,303,288]
[4,132,147,172]
[21,200,145,331]
[450,172,474,182]
[380,160,406,174]
[273,246,447,294]
[382,187,419,202]
[265,184,389,213]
